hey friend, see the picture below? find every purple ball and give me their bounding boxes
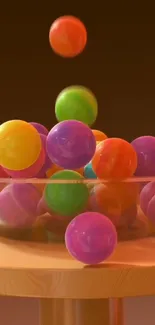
[131,136,155,176]
[30,122,48,136]
[65,212,117,264]
[140,181,155,215]
[35,134,52,178]
[46,120,96,169]
[0,184,41,228]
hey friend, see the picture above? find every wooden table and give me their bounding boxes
[0,237,155,325]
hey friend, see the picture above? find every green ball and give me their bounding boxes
[44,170,89,217]
[55,86,98,126]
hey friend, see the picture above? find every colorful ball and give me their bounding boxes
[0,166,9,178]
[0,120,42,170]
[131,136,155,176]
[30,122,48,136]
[44,170,89,217]
[89,182,139,227]
[0,183,41,228]
[92,129,107,141]
[55,86,98,126]
[65,212,117,264]
[84,162,97,179]
[92,138,137,180]
[140,181,155,216]
[4,145,45,178]
[35,134,52,178]
[49,16,87,58]
[46,120,96,169]
[46,164,84,178]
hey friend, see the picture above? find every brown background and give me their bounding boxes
[0,2,155,141]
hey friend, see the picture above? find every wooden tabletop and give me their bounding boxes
[0,237,155,299]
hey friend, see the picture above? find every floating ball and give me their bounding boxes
[4,145,45,178]
[65,212,117,264]
[46,120,96,169]
[84,162,97,179]
[44,170,89,217]
[92,138,137,180]
[131,136,155,176]
[0,184,41,228]
[92,129,107,142]
[30,122,48,136]
[55,86,97,126]
[49,16,87,58]
[0,120,42,170]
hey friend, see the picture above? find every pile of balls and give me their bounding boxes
[0,16,155,265]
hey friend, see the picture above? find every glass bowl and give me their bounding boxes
[0,177,154,245]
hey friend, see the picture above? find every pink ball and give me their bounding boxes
[0,183,41,228]
[35,134,52,178]
[140,181,155,215]
[3,146,45,178]
[0,166,9,178]
[65,212,117,264]
[30,122,48,136]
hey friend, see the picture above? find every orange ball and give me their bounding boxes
[46,164,84,178]
[49,16,87,58]
[92,138,137,180]
[92,129,107,142]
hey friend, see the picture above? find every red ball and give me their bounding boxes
[49,16,87,58]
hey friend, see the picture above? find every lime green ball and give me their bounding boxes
[44,170,89,217]
[55,86,98,126]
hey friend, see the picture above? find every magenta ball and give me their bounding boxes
[65,212,117,264]
[140,181,155,215]
[46,120,96,169]
[4,146,45,178]
[131,136,155,176]
[30,122,48,136]
[35,134,52,178]
[0,183,41,228]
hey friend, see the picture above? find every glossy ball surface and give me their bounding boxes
[65,212,117,264]
[0,120,42,170]
[131,136,155,176]
[55,86,97,126]
[46,120,96,169]
[49,16,87,57]
[92,138,137,180]
[44,170,89,217]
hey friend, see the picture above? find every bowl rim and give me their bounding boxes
[0,177,154,184]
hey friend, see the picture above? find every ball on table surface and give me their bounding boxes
[0,120,42,170]
[131,136,155,176]
[49,16,87,58]
[44,170,89,217]
[35,134,52,178]
[0,183,41,228]
[55,86,98,126]
[46,163,84,177]
[46,120,96,169]
[30,122,48,136]
[65,211,117,264]
[92,138,137,180]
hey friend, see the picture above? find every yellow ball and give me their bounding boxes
[0,120,42,170]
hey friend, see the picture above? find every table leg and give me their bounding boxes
[40,298,110,325]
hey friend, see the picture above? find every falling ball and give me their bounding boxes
[131,136,155,176]
[65,211,117,264]
[49,16,87,58]
[30,122,48,136]
[55,86,98,126]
